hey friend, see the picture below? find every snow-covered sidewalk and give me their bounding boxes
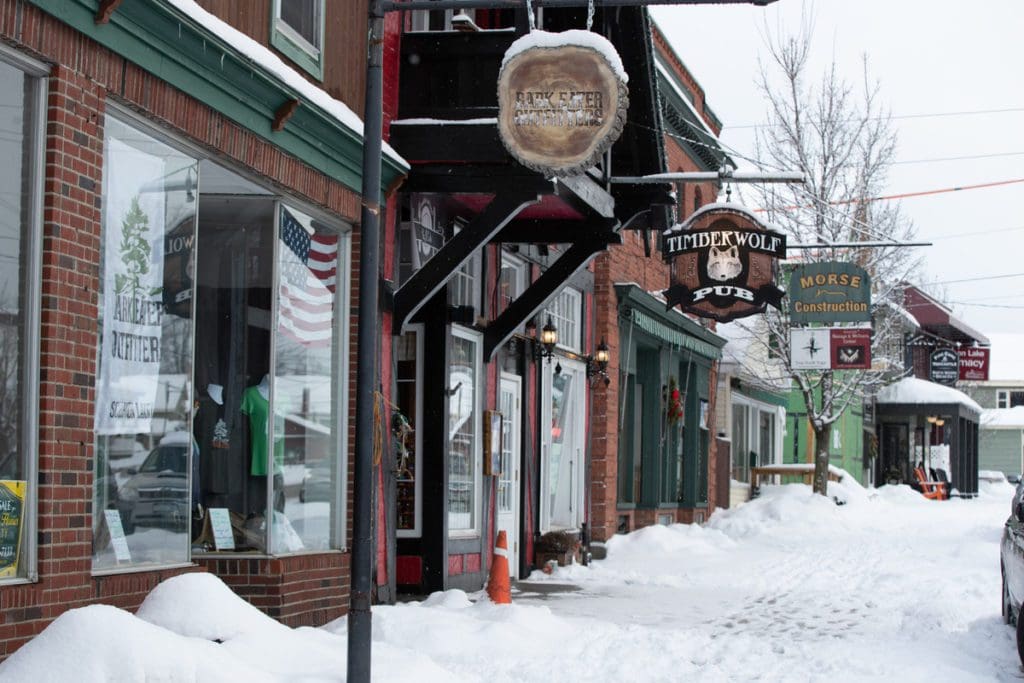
[3,478,1021,682]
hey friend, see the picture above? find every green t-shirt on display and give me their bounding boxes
[240,385,284,476]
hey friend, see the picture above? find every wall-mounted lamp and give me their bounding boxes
[533,316,558,363]
[585,338,611,386]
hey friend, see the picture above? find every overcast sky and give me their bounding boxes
[650,0,1024,350]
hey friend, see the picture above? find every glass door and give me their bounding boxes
[541,359,586,531]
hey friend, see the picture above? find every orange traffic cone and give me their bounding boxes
[486,530,512,604]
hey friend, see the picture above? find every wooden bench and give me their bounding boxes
[750,464,844,494]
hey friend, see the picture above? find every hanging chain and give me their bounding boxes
[525,0,536,31]
[586,0,595,30]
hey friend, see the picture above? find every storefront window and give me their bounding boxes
[396,329,421,537]
[0,52,44,582]
[732,403,750,482]
[191,177,348,556]
[448,328,481,535]
[272,204,346,552]
[93,121,350,569]
[92,116,198,571]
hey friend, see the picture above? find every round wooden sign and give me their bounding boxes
[497,36,628,177]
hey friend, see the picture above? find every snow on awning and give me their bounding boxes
[166,0,406,167]
[875,376,982,414]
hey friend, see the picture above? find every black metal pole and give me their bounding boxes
[348,1,384,681]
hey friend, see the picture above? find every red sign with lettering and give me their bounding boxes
[830,328,871,370]
[958,347,990,381]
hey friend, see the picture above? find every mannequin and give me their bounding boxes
[240,374,273,477]
[240,374,285,513]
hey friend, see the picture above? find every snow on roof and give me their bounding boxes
[875,376,982,413]
[501,30,628,83]
[981,406,1024,429]
[653,60,716,138]
[882,299,920,330]
[165,0,406,167]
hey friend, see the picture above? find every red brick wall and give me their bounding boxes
[589,131,720,542]
[0,4,363,660]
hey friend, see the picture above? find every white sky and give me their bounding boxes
[649,0,1024,340]
[2,478,1020,681]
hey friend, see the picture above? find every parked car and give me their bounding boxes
[1000,478,1024,664]
[299,460,333,503]
[116,433,191,534]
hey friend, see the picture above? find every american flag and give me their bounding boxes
[279,207,338,348]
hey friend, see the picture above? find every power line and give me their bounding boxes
[762,177,1024,210]
[930,225,1024,240]
[928,272,1024,286]
[725,106,1024,131]
[892,151,1024,166]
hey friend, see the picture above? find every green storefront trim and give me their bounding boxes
[31,0,407,195]
[615,283,726,360]
[732,381,788,408]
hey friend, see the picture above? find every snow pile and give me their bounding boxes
[2,478,1021,681]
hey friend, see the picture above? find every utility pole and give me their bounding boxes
[349,2,777,681]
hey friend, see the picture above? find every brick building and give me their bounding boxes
[0,0,405,658]
[588,21,728,543]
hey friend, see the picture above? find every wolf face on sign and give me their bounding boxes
[707,245,742,282]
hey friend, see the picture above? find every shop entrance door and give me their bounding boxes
[498,373,521,578]
[541,359,586,531]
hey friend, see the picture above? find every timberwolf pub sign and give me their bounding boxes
[662,204,787,322]
[497,30,628,178]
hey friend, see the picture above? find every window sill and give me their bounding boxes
[92,561,198,578]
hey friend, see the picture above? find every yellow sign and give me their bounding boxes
[0,480,26,578]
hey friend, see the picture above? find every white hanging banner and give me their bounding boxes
[94,138,166,435]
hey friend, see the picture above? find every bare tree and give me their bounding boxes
[741,14,921,494]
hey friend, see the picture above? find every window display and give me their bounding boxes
[92,116,198,571]
[396,330,421,536]
[448,328,481,535]
[92,120,349,570]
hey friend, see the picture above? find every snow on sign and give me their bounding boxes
[663,204,787,322]
[497,30,628,177]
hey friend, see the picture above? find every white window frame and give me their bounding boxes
[0,47,47,585]
[544,287,582,354]
[448,220,482,313]
[448,325,483,538]
[397,325,424,539]
[998,390,1008,409]
[100,105,353,560]
[266,203,354,555]
[498,251,527,317]
[732,395,783,482]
